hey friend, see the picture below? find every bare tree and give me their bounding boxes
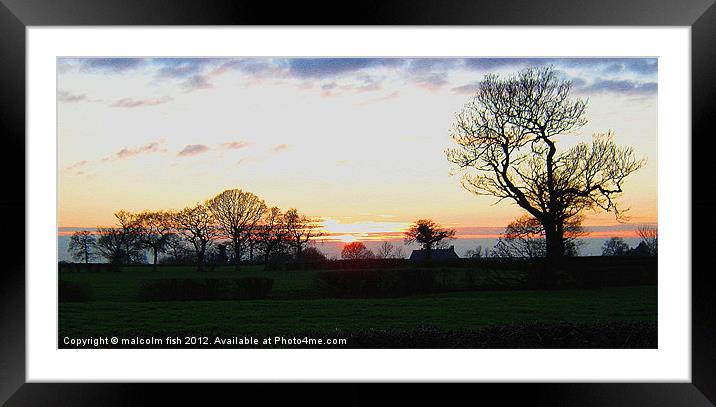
[114,210,143,265]
[207,189,267,271]
[493,214,585,259]
[67,230,97,264]
[375,241,404,259]
[136,210,174,271]
[636,225,658,255]
[163,233,192,264]
[171,204,220,272]
[404,219,456,260]
[446,67,644,265]
[341,242,375,260]
[255,206,290,269]
[283,208,323,259]
[95,227,127,266]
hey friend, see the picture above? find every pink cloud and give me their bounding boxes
[178,144,209,157]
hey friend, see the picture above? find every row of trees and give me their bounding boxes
[67,189,321,271]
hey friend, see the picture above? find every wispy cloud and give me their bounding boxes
[64,160,90,175]
[177,144,210,157]
[58,91,88,103]
[221,141,249,150]
[451,82,480,95]
[412,72,449,91]
[272,144,289,153]
[361,90,401,105]
[104,140,167,161]
[576,79,657,96]
[182,75,214,92]
[111,96,173,108]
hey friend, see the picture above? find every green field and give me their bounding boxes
[58,266,656,339]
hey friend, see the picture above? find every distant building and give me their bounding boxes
[409,246,460,260]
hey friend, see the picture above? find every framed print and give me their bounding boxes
[1,0,715,405]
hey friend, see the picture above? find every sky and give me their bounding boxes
[57,57,657,243]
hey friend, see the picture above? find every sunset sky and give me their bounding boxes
[57,57,657,241]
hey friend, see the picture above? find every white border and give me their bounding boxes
[27,27,690,382]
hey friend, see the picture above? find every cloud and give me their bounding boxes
[412,72,449,91]
[577,79,657,95]
[151,58,221,79]
[111,96,173,108]
[104,140,167,161]
[65,160,90,173]
[451,82,480,95]
[406,58,459,73]
[178,144,210,157]
[58,91,88,103]
[212,59,278,76]
[221,141,249,150]
[361,90,401,105]
[461,58,657,78]
[182,75,214,92]
[272,144,289,153]
[287,58,401,79]
[79,58,146,73]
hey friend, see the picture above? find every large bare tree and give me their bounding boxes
[171,204,220,272]
[447,67,645,264]
[207,189,267,271]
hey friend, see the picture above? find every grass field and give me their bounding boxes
[58,265,656,340]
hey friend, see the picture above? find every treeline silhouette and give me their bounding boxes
[67,188,322,272]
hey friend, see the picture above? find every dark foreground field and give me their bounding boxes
[58,262,657,348]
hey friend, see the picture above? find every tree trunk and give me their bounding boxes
[542,220,564,287]
[233,239,241,271]
[197,252,204,272]
[152,248,158,272]
[264,249,271,271]
[197,244,206,272]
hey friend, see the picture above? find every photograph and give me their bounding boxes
[56,56,658,349]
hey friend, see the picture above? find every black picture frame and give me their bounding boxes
[1,0,713,405]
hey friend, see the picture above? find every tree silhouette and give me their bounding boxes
[95,227,128,266]
[136,210,174,271]
[207,189,267,271]
[283,208,322,259]
[446,67,644,265]
[602,237,631,256]
[67,230,97,264]
[493,214,585,259]
[341,242,375,260]
[636,225,658,255]
[255,206,290,269]
[404,219,456,260]
[171,204,220,272]
[375,241,404,259]
[113,210,143,265]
